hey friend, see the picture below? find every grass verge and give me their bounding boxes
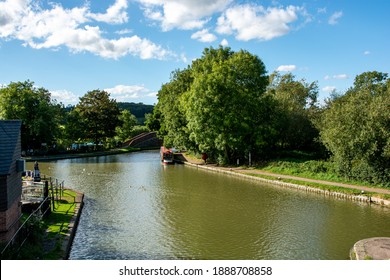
[244,172,390,200]
[7,189,77,260]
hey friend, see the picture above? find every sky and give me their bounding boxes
[0,0,389,106]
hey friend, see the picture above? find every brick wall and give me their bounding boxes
[0,198,21,243]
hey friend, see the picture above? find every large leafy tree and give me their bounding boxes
[182,47,270,163]
[156,67,194,150]
[0,80,63,150]
[76,90,120,146]
[267,72,319,151]
[62,108,86,145]
[319,71,390,185]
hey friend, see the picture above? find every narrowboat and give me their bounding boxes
[160,146,174,164]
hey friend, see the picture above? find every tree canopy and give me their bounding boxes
[319,71,390,185]
[76,89,120,146]
[155,46,273,164]
[0,80,63,150]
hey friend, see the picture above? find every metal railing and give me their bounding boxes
[1,174,66,259]
[1,196,51,258]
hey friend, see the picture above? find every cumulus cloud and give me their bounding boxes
[220,38,229,46]
[191,29,217,42]
[363,50,371,55]
[50,89,79,105]
[322,86,336,93]
[324,74,348,80]
[276,65,297,72]
[104,84,156,102]
[333,74,348,80]
[328,11,343,25]
[216,4,305,41]
[138,0,232,31]
[0,0,174,60]
[89,0,128,24]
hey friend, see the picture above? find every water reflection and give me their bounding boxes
[29,151,390,259]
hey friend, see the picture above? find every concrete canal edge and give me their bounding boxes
[183,162,390,260]
[183,162,390,208]
[62,188,84,260]
[350,238,390,260]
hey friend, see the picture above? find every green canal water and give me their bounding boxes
[30,151,390,259]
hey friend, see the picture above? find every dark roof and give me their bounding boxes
[0,120,22,176]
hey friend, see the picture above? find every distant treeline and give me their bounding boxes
[117,102,154,124]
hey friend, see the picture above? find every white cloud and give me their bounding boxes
[191,29,217,42]
[216,4,305,41]
[0,0,174,60]
[104,84,157,102]
[50,89,79,105]
[276,65,297,72]
[328,11,343,25]
[220,38,229,46]
[317,7,327,14]
[324,74,348,80]
[115,28,133,35]
[138,0,233,31]
[322,86,336,93]
[89,0,128,24]
[333,74,348,80]
[364,50,371,55]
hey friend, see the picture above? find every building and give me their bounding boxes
[0,120,23,243]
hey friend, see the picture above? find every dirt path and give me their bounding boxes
[178,154,390,195]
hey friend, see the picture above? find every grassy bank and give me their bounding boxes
[253,158,387,189]
[7,189,77,259]
[182,152,390,199]
[244,172,390,200]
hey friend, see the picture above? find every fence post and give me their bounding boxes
[43,180,51,217]
[51,181,55,210]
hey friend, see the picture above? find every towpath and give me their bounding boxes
[178,154,390,195]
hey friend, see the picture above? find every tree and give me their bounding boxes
[76,90,120,147]
[266,72,320,151]
[61,108,86,146]
[115,110,138,142]
[156,67,194,150]
[319,71,390,185]
[182,47,270,163]
[0,80,63,151]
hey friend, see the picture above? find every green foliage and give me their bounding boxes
[0,80,64,150]
[117,102,154,124]
[266,72,320,151]
[154,46,326,164]
[115,110,138,142]
[319,71,390,186]
[61,108,86,146]
[158,67,194,150]
[76,89,120,147]
[183,47,270,163]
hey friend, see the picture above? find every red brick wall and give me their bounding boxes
[0,198,21,243]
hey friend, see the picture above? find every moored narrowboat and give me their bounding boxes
[160,146,174,164]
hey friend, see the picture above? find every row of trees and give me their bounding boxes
[0,82,145,153]
[147,46,389,186]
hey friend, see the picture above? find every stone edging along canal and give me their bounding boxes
[62,189,84,260]
[183,162,390,208]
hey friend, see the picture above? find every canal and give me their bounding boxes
[30,151,390,259]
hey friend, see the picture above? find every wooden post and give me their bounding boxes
[51,181,55,210]
[44,180,51,216]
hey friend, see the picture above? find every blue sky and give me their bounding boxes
[0,0,389,106]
